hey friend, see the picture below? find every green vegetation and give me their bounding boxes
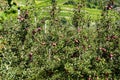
[0,0,120,80]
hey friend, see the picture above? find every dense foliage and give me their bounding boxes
[0,0,120,80]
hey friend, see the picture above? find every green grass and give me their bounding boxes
[0,0,107,21]
[84,8,101,20]
[34,0,102,21]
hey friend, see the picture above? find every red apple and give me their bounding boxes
[109,53,113,60]
[99,47,107,52]
[32,30,37,35]
[52,42,57,46]
[37,27,42,32]
[29,53,33,61]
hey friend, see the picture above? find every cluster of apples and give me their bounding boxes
[99,47,113,60]
[105,4,113,10]
[106,35,118,41]
[32,27,42,35]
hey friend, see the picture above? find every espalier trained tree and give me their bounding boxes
[0,0,120,80]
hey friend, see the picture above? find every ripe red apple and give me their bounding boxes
[52,42,57,46]
[111,35,118,39]
[29,53,33,61]
[109,53,113,60]
[32,30,37,35]
[99,47,107,52]
[37,27,42,32]
[29,53,32,57]
[110,53,113,57]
